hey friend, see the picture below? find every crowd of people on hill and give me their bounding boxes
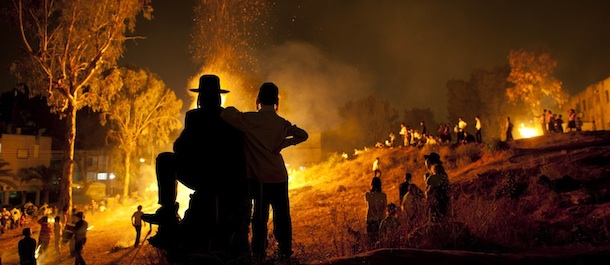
[377,116,483,148]
[365,152,450,247]
[376,108,583,149]
[537,108,583,134]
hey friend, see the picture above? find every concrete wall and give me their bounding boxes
[0,133,51,205]
[565,76,610,130]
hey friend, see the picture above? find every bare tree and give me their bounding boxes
[9,0,152,212]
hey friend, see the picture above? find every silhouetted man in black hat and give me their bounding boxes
[143,74,249,263]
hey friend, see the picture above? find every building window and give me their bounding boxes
[86,172,96,182]
[582,100,586,110]
[98,156,107,167]
[97,172,108,180]
[606,90,609,103]
[87,157,98,169]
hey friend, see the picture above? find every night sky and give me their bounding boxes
[2,0,610,123]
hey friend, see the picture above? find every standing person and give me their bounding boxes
[555,115,564,133]
[73,212,88,265]
[37,216,52,255]
[456,117,467,144]
[537,109,548,135]
[372,157,381,177]
[1,207,9,232]
[399,172,424,223]
[54,216,62,255]
[567,109,576,132]
[365,177,387,244]
[505,117,514,141]
[547,110,555,133]
[419,121,427,137]
[399,123,408,147]
[18,228,37,265]
[221,82,308,263]
[142,74,249,264]
[11,207,22,229]
[425,164,450,222]
[131,205,144,247]
[378,203,400,248]
[398,172,413,202]
[475,115,482,143]
[423,153,449,222]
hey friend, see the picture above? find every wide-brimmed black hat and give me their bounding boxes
[189,74,229,94]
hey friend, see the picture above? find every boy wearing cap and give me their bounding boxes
[221,82,308,262]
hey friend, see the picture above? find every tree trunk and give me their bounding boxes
[59,103,76,214]
[123,150,131,198]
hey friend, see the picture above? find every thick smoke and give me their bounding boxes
[257,41,374,132]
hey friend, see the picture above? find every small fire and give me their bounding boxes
[518,123,539,138]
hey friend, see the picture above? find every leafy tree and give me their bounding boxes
[8,0,152,212]
[327,95,398,152]
[0,160,17,204]
[0,159,16,179]
[91,67,182,198]
[506,49,569,115]
[17,164,60,204]
[447,65,520,139]
[447,66,515,140]
[402,107,437,134]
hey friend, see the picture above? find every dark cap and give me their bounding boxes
[424,152,441,163]
[257,82,279,105]
[189,74,229,94]
[75,211,84,219]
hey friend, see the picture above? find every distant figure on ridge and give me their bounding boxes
[505,116,514,141]
[475,115,482,143]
